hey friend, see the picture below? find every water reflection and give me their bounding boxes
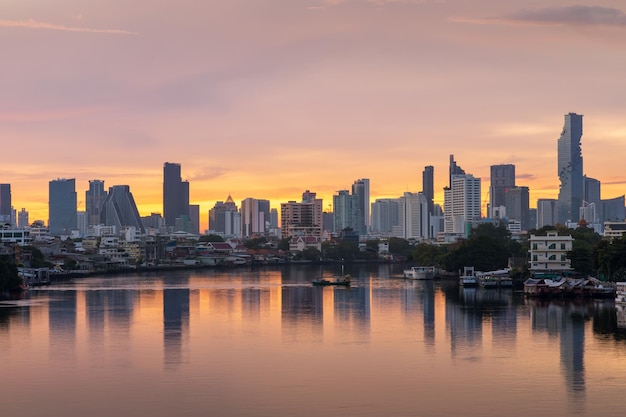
[3,266,626,417]
[163,288,189,369]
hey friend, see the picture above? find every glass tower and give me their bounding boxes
[557,113,584,224]
[163,162,190,228]
[49,178,77,236]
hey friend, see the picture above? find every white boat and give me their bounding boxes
[403,266,436,280]
[615,282,626,304]
[460,266,479,287]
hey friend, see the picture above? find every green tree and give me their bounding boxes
[0,255,21,291]
[412,242,446,267]
[277,237,291,252]
[388,237,412,258]
[199,234,224,242]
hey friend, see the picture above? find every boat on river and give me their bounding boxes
[460,266,479,287]
[403,266,436,280]
[312,274,351,287]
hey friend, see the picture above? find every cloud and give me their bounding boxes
[187,167,230,182]
[0,18,138,34]
[453,5,626,27]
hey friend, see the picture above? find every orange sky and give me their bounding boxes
[2,1,626,231]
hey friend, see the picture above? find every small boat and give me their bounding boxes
[403,266,436,280]
[312,274,351,287]
[460,266,479,287]
[479,275,499,289]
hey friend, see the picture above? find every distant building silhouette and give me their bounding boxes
[163,162,189,229]
[100,185,145,234]
[449,154,465,188]
[0,184,11,224]
[49,178,77,236]
[351,179,370,234]
[422,166,434,216]
[209,195,240,237]
[536,199,558,229]
[371,198,399,235]
[489,164,515,219]
[557,113,584,224]
[86,180,107,226]
[241,198,270,237]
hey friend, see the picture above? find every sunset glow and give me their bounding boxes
[2,0,626,231]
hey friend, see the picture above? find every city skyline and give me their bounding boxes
[2,1,626,231]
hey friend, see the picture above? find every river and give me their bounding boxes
[2,264,626,417]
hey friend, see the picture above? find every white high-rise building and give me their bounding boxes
[396,192,429,240]
[444,174,481,236]
[241,198,268,237]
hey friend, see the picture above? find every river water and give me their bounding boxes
[2,264,626,417]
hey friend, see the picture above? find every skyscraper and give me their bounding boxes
[449,154,465,188]
[240,198,269,237]
[100,185,146,234]
[504,186,530,231]
[397,192,429,240]
[583,176,601,223]
[49,178,77,236]
[537,198,558,228]
[86,180,107,226]
[352,178,370,234]
[422,166,434,215]
[489,164,516,219]
[18,208,28,229]
[333,190,357,234]
[444,173,481,236]
[163,162,190,228]
[371,198,400,235]
[557,113,584,224]
[209,195,240,237]
[0,184,11,223]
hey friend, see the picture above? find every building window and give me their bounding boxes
[549,255,556,261]
[548,243,556,250]
[532,243,538,250]
[533,255,538,261]
[561,243,566,250]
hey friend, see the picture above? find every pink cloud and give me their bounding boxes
[0,18,138,35]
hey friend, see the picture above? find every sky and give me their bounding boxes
[2,0,626,231]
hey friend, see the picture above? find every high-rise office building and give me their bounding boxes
[240,198,269,237]
[209,195,240,237]
[351,178,370,234]
[163,162,190,228]
[489,164,516,219]
[504,186,530,231]
[557,113,584,224]
[602,196,626,221]
[188,204,200,234]
[422,166,434,215]
[333,190,358,234]
[100,185,146,234]
[18,208,28,229]
[86,180,107,226]
[583,176,601,223]
[371,198,400,235]
[396,192,429,240]
[0,184,11,223]
[49,178,77,236]
[536,198,558,228]
[449,154,465,188]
